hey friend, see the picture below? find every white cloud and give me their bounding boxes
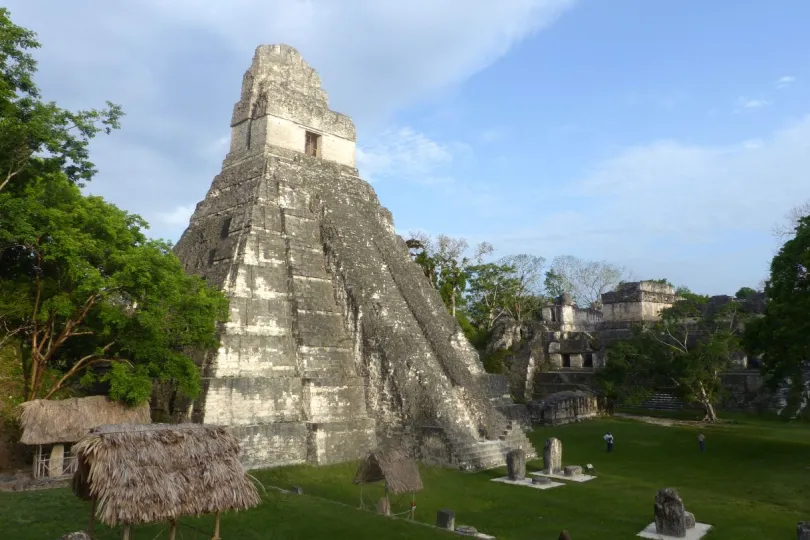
[159,205,195,226]
[3,0,575,243]
[357,127,470,184]
[735,97,769,110]
[776,75,796,89]
[569,114,810,244]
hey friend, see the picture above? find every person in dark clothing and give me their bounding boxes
[603,431,614,453]
[697,432,706,452]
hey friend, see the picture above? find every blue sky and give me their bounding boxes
[7,0,810,295]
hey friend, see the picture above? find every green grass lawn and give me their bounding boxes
[1,416,808,539]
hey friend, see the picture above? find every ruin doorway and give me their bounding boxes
[562,354,571,368]
[583,353,594,368]
[305,131,321,157]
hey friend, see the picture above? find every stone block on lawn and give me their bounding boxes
[58,533,91,540]
[799,522,810,540]
[564,465,582,477]
[654,488,687,537]
[507,449,526,480]
[437,508,455,531]
[533,476,552,485]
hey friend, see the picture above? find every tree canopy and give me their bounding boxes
[0,9,228,406]
[744,215,810,416]
[598,292,748,421]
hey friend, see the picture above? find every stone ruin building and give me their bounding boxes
[490,281,772,417]
[170,44,535,471]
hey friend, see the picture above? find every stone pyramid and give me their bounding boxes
[173,44,535,470]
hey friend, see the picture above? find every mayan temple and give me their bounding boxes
[172,44,535,470]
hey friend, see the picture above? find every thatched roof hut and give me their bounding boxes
[72,423,260,527]
[353,449,423,495]
[19,396,151,445]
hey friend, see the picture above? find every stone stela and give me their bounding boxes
[171,44,536,471]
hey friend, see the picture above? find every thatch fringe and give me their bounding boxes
[353,448,423,495]
[72,423,261,526]
[19,396,151,445]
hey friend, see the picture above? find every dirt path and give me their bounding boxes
[613,412,709,428]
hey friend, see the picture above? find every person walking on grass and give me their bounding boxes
[698,432,706,452]
[604,431,614,453]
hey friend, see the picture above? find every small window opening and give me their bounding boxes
[562,354,571,368]
[583,353,594,368]
[550,309,557,322]
[305,131,320,157]
[207,249,217,267]
[245,119,253,150]
[220,217,232,239]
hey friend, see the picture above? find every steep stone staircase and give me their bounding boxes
[449,420,538,471]
[640,392,685,411]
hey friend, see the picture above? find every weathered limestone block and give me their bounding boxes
[654,488,687,537]
[544,437,562,473]
[456,525,478,536]
[533,476,551,485]
[563,465,582,477]
[798,522,810,540]
[507,449,526,480]
[436,509,455,530]
[684,511,696,529]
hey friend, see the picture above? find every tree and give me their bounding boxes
[0,174,229,404]
[734,286,757,300]
[466,262,519,330]
[599,293,747,422]
[497,254,546,322]
[405,231,492,316]
[745,215,810,417]
[772,199,810,241]
[0,8,122,194]
[546,255,630,307]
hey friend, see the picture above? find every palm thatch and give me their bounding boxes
[72,423,261,527]
[353,448,423,495]
[19,396,151,445]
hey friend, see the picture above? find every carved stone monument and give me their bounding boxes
[799,522,810,540]
[543,437,562,474]
[507,449,526,480]
[172,44,536,471]
[654,488,687,537]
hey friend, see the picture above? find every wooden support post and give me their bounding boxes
[89,497,96,539]
[212,511,221,540]
[122,525,130,540]
[169,519,177,540]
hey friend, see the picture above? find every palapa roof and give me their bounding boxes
[72,423,261,526]
[352,448,423,495]
[19,396,151,445]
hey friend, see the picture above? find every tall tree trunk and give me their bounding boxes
[702,401,718,422]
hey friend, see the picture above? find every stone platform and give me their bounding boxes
[637,522,712,539]
[530,471,596,483]
[490,477,565,490]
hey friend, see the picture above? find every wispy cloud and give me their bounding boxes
[735,96,770,111]
[357,127,470,184]
[478,128,507,143]
[776,75,796,89]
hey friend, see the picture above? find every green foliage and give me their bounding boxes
[481,348,512,374]
[599,294,747,421]
[649,278,674,286]
[0,174,229,404]
[544,269,568,298]
[455,311,490,351]
[0,12,226,405]
[734,286,757,300]
[744,215,810,411]
[0,9,123,194]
